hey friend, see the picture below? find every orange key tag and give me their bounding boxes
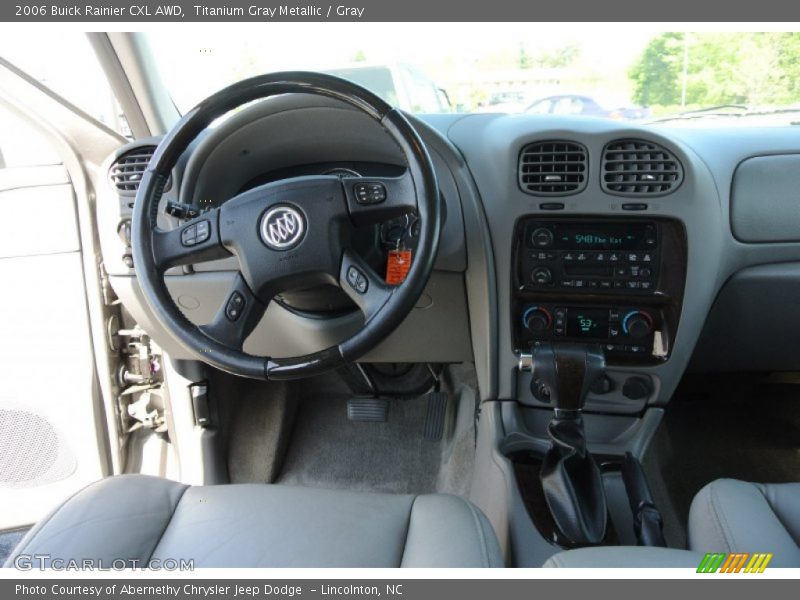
[386,249,412,285]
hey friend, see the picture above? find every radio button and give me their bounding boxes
[576,252,589,262]
[560,279,574,287]
[626,281,641,289]
[562,252,575,261]
[641,281,653,290]
[626,253,639,262]
[615,266,628,277]
[594,252,607,262]
[573,280,586,288]
[531,227,554,248]
[642,253,654,263]
[599,280,612,289]
[609,253,621,262]
[531,251,556,261]
[587,280,599,288]
[613,281,624,289]
[531,267,553,285]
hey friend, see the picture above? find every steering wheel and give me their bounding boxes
[131,72,441,380]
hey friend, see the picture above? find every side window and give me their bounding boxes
[0,105,61,170]
[0,33,129,138]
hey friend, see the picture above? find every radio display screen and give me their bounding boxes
[557,223,653,250]
[566,308,610,339]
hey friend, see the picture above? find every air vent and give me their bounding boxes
[108,146,159,195]
[602,139,683,196]
[519,141,588,195]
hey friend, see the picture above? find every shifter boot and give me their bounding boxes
[540,414,608,546]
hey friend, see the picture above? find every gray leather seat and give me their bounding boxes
[543,547,704,568]
[4,475,503,568]
[545,478,800,567]
[688,479,800,567]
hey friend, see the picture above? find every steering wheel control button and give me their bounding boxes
[225,292,246,321]
[347,266,369,294]
[195,220,210,244]
[181,224,197,246]
[354,182,387,204]
[260,205,306,251]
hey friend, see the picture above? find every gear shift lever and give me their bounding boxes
[532,342,608,546]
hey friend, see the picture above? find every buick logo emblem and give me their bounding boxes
[260,205,306,250]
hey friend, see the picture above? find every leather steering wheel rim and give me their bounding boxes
[131,72,440,380]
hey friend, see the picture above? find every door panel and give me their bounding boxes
[0,109,104,529]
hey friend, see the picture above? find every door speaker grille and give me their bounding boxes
[0,407,76,488]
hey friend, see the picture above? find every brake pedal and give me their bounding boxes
[347,398,389,422]
[423,392,448,441]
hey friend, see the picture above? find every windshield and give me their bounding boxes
[148,26,800,125]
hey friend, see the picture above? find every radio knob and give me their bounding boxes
[523,306,552,333]
[623,310,653,339]
[531,227,554,248]
[531,266,553,285]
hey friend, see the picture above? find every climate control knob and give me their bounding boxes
[530,227,554,248]
[523,306,552,333]
[623,310,653,339]
[531,267,553,285]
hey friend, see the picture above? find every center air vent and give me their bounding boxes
[602,139,683,196]
[519,141,588,195]
[108,146,158,195]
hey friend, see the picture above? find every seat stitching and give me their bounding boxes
[397,496,416,567]
[455,495,491,568]
[147,484,191,562]
[754,483,800,547]
[707,482,738,552]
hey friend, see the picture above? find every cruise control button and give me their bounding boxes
[347,266,369,294]
[225,292,246,321]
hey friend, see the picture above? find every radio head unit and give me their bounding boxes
[518,219,659,293]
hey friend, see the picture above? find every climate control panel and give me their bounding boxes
[518,304,661,357]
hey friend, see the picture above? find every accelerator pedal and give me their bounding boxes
[347,398,389,422]
[423,391,448,441]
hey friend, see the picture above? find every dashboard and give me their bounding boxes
[96,93,800,415]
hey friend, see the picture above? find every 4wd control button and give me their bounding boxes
[346,266,369,294]
[354,182,387,205]
[225,292,245,321]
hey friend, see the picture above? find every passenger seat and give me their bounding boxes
[545,478,800,567]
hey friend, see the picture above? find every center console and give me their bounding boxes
[512,216,687,365]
